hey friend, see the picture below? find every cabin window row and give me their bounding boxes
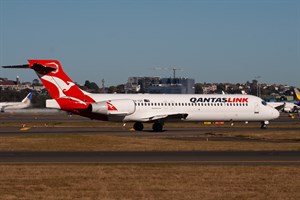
[135,102,248,107]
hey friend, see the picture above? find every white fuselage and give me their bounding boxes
[0,101,30,111]
[85,93,279,122]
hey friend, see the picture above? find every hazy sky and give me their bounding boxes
[0,0,299,87]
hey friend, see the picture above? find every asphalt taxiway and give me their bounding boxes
[0,151,299,165]
[0,111,299,165]
[1,110,299,124]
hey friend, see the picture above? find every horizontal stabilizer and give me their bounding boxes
[2,64,29,68]
[30,63,57,74]
[2,63,57,74]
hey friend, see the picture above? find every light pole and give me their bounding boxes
[255,76,261,97]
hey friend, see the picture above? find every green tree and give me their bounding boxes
[194,83,203,94]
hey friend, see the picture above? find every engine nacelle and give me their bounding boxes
[88,99,136,116]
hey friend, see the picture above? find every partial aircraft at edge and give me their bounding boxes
[267,88,300,113]
[0,92,33,112]
[294,88,300,105]
[2,60,279,131]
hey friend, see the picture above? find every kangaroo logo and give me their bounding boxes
[41,76,76,98]
[107,102,117,111]
[63,81,75,92]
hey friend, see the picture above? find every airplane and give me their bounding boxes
[294,88,300,105]
[2,60,279,130]
[267,88,300,113]
[0,92,33,112]
[267,101,297,113]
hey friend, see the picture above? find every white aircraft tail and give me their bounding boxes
[21,92,33,104]
[294,88,300,101]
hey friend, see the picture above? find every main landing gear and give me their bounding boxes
[260,121,269,129]
[152,122,163,132]
[133,122,144,131]
[133,121,164,132]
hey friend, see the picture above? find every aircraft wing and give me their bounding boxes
[140,113,188,121]
[273,103,285,111]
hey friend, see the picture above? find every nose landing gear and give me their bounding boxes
[260,121,269,129]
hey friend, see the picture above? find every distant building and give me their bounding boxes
[126,76,195,94]
[148,78,195,94]
[202,84,217,94]
[0,77,45,91]
[125,77,160,93]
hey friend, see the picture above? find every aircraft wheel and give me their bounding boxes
[152,122,163,132]
[133,122,144,131]
[260,121,267,129]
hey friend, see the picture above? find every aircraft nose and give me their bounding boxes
[272,109,280,119]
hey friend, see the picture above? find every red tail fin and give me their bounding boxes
[28,60,94,103]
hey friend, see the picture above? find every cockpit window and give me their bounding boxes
[261,101,267,106]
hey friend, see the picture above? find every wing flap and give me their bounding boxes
[141,113,188,121]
